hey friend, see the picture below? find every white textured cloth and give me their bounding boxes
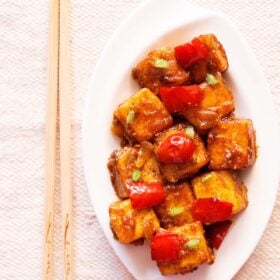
[0,0,279,279]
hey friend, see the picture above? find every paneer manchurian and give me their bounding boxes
[108,34,257,276]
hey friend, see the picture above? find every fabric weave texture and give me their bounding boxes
[0,0,279,279]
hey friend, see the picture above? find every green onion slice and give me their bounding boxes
[126,109,135,124]
[131,170,142,182]
[168,206,184,217]
[184,238,201,250]
[206,73,218,85]
[185,126,195,138]
[154,59,169,68]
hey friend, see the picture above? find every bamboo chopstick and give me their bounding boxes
[43,0,59,279]
[59,0,73,279]
[44,1,73,279]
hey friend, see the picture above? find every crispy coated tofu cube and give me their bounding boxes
[114,88,173,143]
[207,118,257,170]
[108,142,162,198]
[181,72,234,133]
[109,199,160,244]
[191,171,248,214]
[132,48,190,94]
[155,182,194,228]
[199,34,228,72]
[157,222,214,275]
[154,124,209,182]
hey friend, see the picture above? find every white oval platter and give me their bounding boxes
[82,0,280,279]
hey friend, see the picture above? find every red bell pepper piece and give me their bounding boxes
[192,198,233,223]
[206,220,232,249]
[159,85,203,113]
[174,38,209,69]
[127,182,165,209]
[156,133,195,164]
[151,233,180,262]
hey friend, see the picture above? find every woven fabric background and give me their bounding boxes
[0,0,279,279]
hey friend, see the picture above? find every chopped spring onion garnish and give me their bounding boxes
[154,59,169,68]
[185,238,200,250]
[168,206,184,217]
[132,170,142,182]
[201,173,213,182]
[126,109,135,124]
[185,126,195,138]
[206,73,218,85]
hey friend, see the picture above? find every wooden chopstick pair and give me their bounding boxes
[44,0,73,279]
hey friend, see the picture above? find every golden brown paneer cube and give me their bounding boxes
[181,72,234,133]
[114,88,173,143]
[199,34,228,73]
[191,171,248,214]
[132,48,190,94]
[207,118,257,170]
[155,182,194,228]
[108,142,162,199]
[154,124,209,182]
[157,222,214,275]
[109,199,160,244]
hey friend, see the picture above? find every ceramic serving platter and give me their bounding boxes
[82,0,280,279]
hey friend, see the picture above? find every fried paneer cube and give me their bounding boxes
[108,142,162,199]
[199,34,228,72]
[132,48,190,94]
[109,199,160,244]
[191,171,248,214]
[154,124,209,182]
[181,72,234,133]
[157,222,214,275]
[155,182,194,228]
[207,118,257,170]
[114,88,173,143]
